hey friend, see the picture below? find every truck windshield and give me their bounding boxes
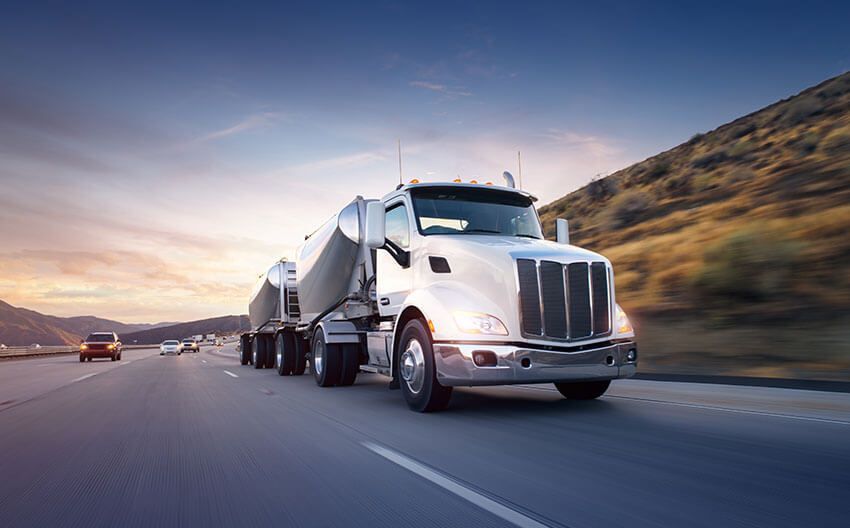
[411,187,543,239]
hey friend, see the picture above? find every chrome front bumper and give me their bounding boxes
[433,340,637,387]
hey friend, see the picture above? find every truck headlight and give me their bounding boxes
[80,344,88,350]
[453,311,508,336]
[615,304,634,336]
[107,344,115,350]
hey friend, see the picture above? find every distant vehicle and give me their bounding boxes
[79,332,122,362]
[0,344,7,350]
[215,338,223,346]
[192,334,203,342]
[206,333,216,343]
[181,339,200,353]
[29,343,41,349]
[160,340,182,355]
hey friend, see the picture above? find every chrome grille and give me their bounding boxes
[517,259,542,335]
[517,259,611,341]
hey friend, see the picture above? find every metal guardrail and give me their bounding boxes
[0,344,159,359]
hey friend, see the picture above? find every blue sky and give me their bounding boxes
[1,0,848,321]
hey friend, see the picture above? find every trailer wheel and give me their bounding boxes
[264,335,276,368]
[554,380,610,400]
[239,335,250,365]
[275,332,297,376]
[292,336,308,376]
[311,331,341,387]
[253,335,266,369]
[398,319,452,412]
[338,343,359,386]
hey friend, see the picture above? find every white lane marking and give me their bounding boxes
[71,373,97,383]
[363,442,550,528]
[511,385,850,426]
[223,370,239,378]
[202,359,207,364]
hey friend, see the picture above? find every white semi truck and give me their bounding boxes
[240,174,637,411]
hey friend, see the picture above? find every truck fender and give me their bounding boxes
[390,284,508,372]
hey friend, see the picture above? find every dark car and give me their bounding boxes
[181,339,200,353]
[80,332,122,362]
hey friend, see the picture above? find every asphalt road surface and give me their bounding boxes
[1,344,848,528]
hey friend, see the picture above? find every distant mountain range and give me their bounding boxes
[0,299,247,346]
[120,315,250,344]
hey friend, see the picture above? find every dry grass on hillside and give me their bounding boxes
[540,73,850,325]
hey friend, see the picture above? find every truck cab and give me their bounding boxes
[362,180,637,410]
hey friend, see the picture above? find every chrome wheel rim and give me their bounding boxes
[400,338,425,395]
[276,343,282,368]
[252,347,257,364]
[314,340,324,375]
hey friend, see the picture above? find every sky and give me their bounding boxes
[1,0,849,322]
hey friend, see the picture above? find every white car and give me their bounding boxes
[0,344,7,350]
[29,343,41,349]
[160,340,182,355]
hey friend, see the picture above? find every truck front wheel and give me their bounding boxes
[398,319,452,412]
[311,331,341,387]
[554,380,610,400]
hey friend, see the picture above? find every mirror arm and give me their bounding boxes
[382,239,410,268]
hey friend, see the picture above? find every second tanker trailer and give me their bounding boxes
[240,173,637,412]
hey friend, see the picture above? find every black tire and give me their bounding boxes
[311,330,341,387]
[554,380,611,400]
[253,335,266,369]
[87,356,92,362]
[264,335,276,369]
[276,332,297,376]
[79,355,85,363]
[111,355,116,362]
[398,319,452,412]
[338,343,360,386]
[117,352,122,361]
[292,336,308,376]
[239,336,250,365]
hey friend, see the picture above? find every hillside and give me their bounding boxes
[538,72,850,379]
[120,315,250,344]
[0,300,162,345]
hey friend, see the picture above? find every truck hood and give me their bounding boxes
[422,234,609,265]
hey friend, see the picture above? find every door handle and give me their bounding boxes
[380,298,390,306]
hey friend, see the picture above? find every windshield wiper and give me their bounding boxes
[463,228,501,234]
[514,234,542,239]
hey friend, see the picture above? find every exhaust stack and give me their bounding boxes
[502,171,516,188]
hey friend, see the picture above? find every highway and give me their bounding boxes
[0,344,848,528]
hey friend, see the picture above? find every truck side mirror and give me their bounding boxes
[556,218,570,244]
[364,201,386,248]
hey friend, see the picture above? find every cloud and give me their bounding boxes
[409,81,473,98]
[195,112,285,143]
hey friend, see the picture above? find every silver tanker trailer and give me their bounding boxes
[240,174,638,412]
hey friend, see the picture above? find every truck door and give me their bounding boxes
[377,200,412,316]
